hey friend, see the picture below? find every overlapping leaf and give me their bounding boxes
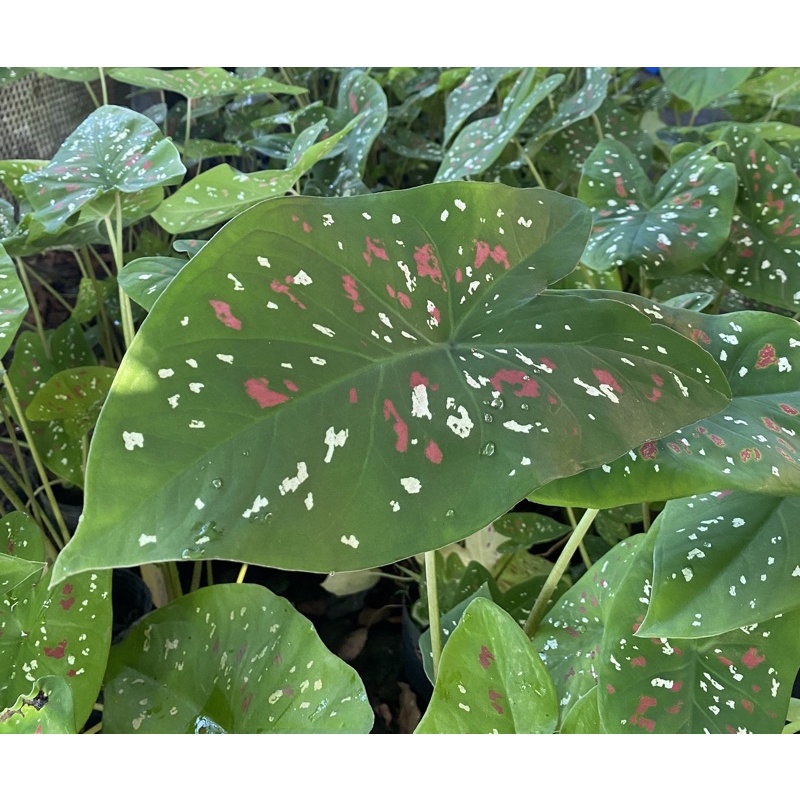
[443,68,518,145]
[416,597,558,733]
[119,256,187,311]
[640,491,800,637]
[533,294,800,507]
[661,68,753,112]
[53,183,730,581]
[103,583,372,733]
[579,138,737,277]
[0,244,27,364]
[0,512,111,733]
[710,126,800,313]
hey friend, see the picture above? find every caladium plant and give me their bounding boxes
[1,66,799,735]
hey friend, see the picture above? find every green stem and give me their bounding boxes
[83,81,100,108]
[523,507,600,638]
[103,195,136,350]
[15,257,49,357]
[1,367,71,547]
[190,561,203,593]
[424,550,443,682]
[515,139,547,189]
[20,261,74,314]
[183,99,193,152]
[97,67,109,106]
[642,502,652,532]
[590,112,605,143]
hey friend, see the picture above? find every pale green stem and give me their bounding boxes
[566,506,592,570]
[1,367,71,547]
[590,112,605,143]
[514,139,547,189]
[184,99,193,152]
[424,550,443,683]
[20,261,73,313]
[523,507,600,638]
[103,195,136,350]
[206,561,215,587]
[236,563,248,584]
[97,67,109,106]
[83,81,100,108]
[166,562,183,600]
[15,257,49,357]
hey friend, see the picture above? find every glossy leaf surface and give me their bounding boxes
[103,583,372,733]
[0,244,27,363]
[54,183,730,581]
[119,256,187,311]
[443,68,518,145]
[416,597,558,733]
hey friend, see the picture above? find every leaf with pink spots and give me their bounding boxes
[103,583,372,733]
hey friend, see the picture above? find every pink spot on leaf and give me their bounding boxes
[742,647,765,669]
[414,243,446,289]
[756,344,778,369]
[488,689,504,715]
[349,388,358,404]
[640,440,658,460]
[425,440,443,464]
[60,597,75,611]
[474,241,510,271]
[630,696,657,732]
[383,399,408,452]
[593,369,623,393]
[270,279,306,310]
[44,640,67,659]
[631,656,647,667]
[209,300,242,330]
[779,403,799,416]
[343,275,364,313]
[614,175,627,197]
[490,368,540,398]
[245,378,290,409]
[478,645,495,670]
[363,237,389,266]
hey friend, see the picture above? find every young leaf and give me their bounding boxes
[118,256,187,311]
[443,68,518,145]
[0,512,111,733]
[532,294,800,508]
[579,138,737,277]
[102,583,373,733]
[661,68,753,112]
[710,126,800,313]
[640,491,800,638]
[19,105,186,234]
[415,597,559,733]
[53,183,730,581]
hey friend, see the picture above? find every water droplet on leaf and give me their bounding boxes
[481,442,496,457]
[483,412,493,423]
[445,509,455,518]
[211,478,223,489]
[490,397,504,410]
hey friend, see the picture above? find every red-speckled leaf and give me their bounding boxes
[599,530,800,734]
[443,68,519,145]
[0,512,111,733]
[103,582,372,733]
[640,491,800,638]
[532,293,800,508]
[0,675,75,733]
[119,256,187,311]
[155,119,355,234]
[436,70,564,182]
[710,126,800,313]
[19,105,185,234]
[416,597,558,733]
[579,138,737,277]
[532,535,645,723]
[52,183,730,581]
[661,68,753,112]
[0,244,27,364]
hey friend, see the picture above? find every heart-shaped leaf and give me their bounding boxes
[579,138,737,277]
[53,183,730,582]
[532,294,800,508]
[599,530,800,734]
[0,159,47,203]
[661,68,753,112]
[0,244,27,364]
[0,512,111,733]
[443,68,519,145]
[102,582,372,733]
[640,491,800,638]
[119,256,187,311]
[709,126,800,313]
[415,597,558,733]
[436,70,564,182]
[20,105,186,234]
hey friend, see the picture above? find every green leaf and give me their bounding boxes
[599,530,800,734]
[579,138,737,277]
[53,183,730,581]
[493,511,571,552]
[532,294,800,507]
[0,512,111,732]
[108,67,240,99]
[0,676,76,734]
[71,276,116,324]
[710,126,800,313]
[661,68,753,112]
[560,685,603,733]
[738,68,800,111]
[0,552,45,595]
[416,597,558,733]
[0,159,48,202]
[443,68,519,145]
[640,491,800,638]
[20,105,186,234]
[119,256,187,311]
[436,70,564,182]
[102,582,372,733]
[154,119,354,234]
[26,366,117,440]
[37,67,104,83]
[0,244,28,363]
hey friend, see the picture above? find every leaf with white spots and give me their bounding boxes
[435,69,564,182]
[0,675,75,734]
[661,68,753,112]
[53,182,729,580]
[640,492,800,638]
[709,126,800,313]
[559,685,603,733]
[599,529,800,734]
[154,119,355,234]
[0,512,111,733]
[579,138,737,277]
[20,105,185,234]
[533,295,800,507]
[0,159,48,203]
[416,597,558,733]
[0,243,28,364]
[119,256,188,311]
[102,583,372,733]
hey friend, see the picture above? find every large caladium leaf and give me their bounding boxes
[640,491,800,637]
[579,138,737,277]
[103,582,372,733]
[0,244,27,364]
[443,68,518,145]
[532,293,800,507]
[661,68,753,112]
[53,183,730,581]
[19,105,186,234]
[416,597,558,733]
[709,126,800,313]
[0,512,111,733]
[598,530,800,734]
